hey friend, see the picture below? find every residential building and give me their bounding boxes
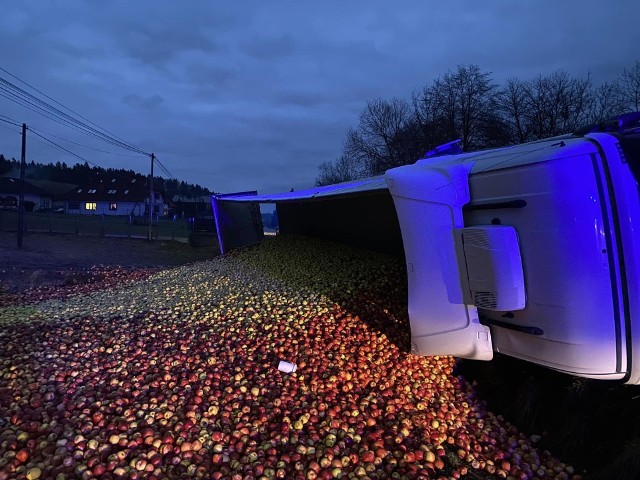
[0,177,53,211]
[62,175,167,216]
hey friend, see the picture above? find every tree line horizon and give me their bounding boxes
[316,61,640,186]
[0,154,213,198]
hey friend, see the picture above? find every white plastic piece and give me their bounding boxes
[456,226,526,311]
[385,161,493,361]
[277,360,297,373]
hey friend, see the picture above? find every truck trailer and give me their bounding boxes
[212,113,640,383]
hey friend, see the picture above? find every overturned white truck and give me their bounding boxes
[212,113,640,383]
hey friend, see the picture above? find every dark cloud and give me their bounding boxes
[275,91,332,108]
[186,64,238,89]
[122,94,165,110]
[0,0,639,196]
[50,42,106,61]
[241,34,296,59]
[118,27,217,68]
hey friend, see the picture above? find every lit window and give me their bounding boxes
[111,178,116,183]
[85,202,96,211]
[77,188,82,193]
[109,203,117,211]
[131,179,137,183]
[108,189,117,194]
[88,189,97,194]
[124,189,129,194]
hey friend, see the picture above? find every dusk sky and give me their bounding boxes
[0,1,639,195]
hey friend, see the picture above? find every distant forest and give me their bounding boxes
[317,61,640,185]
[0,154,212,197]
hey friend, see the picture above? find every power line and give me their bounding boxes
[0,87,142,151]
[0,77,147,154]
[0,116,21,127]
[28,126,145,158]
[0,66,145,155]
[154,157,176,179]
[5,122,139,175]
[0,71,150,155]
[29,129,101,168]
[0,113,21,123]
[0,121,20,136]
[3,112,177,179]
[4,109,145,159]
[0,82,148,155]
[0,68,181,183]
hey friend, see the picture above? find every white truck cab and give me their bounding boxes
[385,115,640,383]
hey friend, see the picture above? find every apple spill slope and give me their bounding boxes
[0,235,577,480]
[0,266,160,309]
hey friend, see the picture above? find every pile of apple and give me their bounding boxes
[0,267,161,308]
[0,235,579,479]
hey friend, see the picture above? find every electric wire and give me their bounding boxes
[0,121,19,135]
[0,69,181,183]
[154,157,176,179]
[28,126,145,158]
[0,113,21,124]
[30,130,176,185]
[0,75,149,155]
[0,66,145,154]
[29,130,101,168]
[0,87,143,151]
[0,116,21,127]
[0,77,147,154]
[0,82,148,155]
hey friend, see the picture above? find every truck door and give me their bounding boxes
[465,146,628,379]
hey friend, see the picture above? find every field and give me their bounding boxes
[0,232,215,294]
[0,233,638,479]
[0,212,191,242]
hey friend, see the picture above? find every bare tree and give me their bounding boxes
[412,80,458,152]
[497,77,531,144]
[315,154,363,186]
[521,71,593,139]
[617,61,640,112]
[343,98,416,176]
[315,61,640,187]
[413,65,501,151]
[587,81,626,123]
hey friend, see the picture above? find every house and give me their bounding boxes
[62,175,167,217]
[26,179,78,211]
[0,177,53,212]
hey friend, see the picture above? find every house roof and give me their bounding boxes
[27,179,79,197]
[62,175,164,203]
[0,177,52,197]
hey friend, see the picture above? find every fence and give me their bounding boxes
[0,211,191,242]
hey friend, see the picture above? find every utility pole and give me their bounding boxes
[148,153,155,241]
[17,123,27,248]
